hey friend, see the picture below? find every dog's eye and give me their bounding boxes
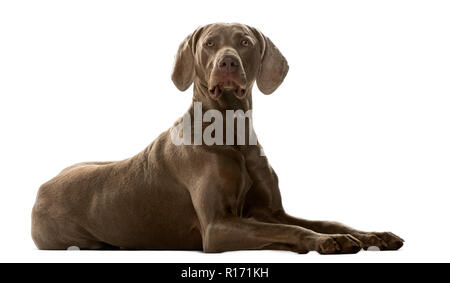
[206,40,215,47]
[241,39,249,47]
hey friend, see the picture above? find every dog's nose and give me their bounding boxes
[218,55,239,73]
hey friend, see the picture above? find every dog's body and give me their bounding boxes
[32,23,403,253]
[32,132,203,250]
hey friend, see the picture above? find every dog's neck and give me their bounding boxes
[191,81,253,113]
[172,81,257,148]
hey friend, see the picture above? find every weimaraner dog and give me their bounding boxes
[32,23,404,253]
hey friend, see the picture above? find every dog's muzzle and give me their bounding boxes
[208,52,247,99]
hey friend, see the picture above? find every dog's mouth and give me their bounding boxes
[209,81,246,100]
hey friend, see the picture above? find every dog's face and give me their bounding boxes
[172,23,289,101]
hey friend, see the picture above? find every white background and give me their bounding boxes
[1,0,449,263]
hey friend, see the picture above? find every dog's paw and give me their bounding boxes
[316,234,362,254]
[354,231,404,251]
[373,232,404,250]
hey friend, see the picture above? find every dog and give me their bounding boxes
[32,23,404,253]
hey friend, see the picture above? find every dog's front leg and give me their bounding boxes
[188,171,361,254]
[200,216,362,254]
[241,145,403,251]
[274,213,404,251]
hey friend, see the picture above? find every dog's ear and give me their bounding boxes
[249,27,289,95]
[171,26,204,91]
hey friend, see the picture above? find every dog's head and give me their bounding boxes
[171,23,289,101]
